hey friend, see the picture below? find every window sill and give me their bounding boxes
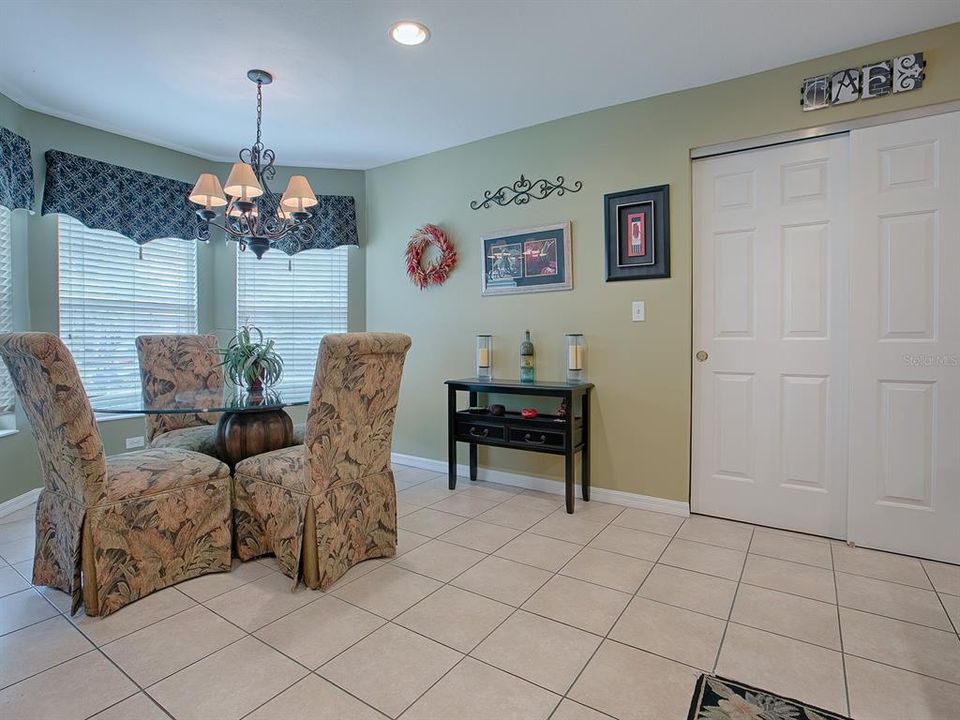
[95,413,144,423]
[0,428,18,440]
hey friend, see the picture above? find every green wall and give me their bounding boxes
[0,93,365,503]
[364,23,960,503]
[3,22,958,506]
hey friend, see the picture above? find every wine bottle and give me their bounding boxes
[519,330,535,383]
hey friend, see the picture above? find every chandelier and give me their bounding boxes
[188,69,317,259]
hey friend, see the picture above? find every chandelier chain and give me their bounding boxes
[255,81,263,148]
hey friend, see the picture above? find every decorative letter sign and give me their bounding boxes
[830,68,860,105]
[802,52,924,111]
[801,75,831,112]
[861,61,893,99]
[893,53,925,92]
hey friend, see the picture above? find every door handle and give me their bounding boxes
[696,350,709,362]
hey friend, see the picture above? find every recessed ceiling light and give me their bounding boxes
[389,20,430,46]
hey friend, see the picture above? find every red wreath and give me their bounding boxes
[405,224,457,289]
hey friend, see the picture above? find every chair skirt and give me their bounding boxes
[32,477,232,617]
[233,470,397,590]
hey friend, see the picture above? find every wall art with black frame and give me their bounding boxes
[603,184,670,281]
[481,222,572,296]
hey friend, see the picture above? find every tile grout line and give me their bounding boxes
[142,632,309,719]
[830,541,853,718]
[92,687,176,720]
[832,567,941,593]
[235,476,551,719]
[423,528,960,693]
[325,539,562,717]
[709,525,755,674]
[920,562,960,639]
[837,650,960,689]
[349,480,631,717]
[326,518,752,715]
[383,483,622,717]
[0,629,95,692]
[0,486,603,719]
[551,511,689,713]
[6,485,956,718]
[86,647,173,720]
[0,587,62,639]
[833,600,957,633]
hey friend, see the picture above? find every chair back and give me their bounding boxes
[135,334,223,441]
[304,332,412,490]
[0,333,106,502]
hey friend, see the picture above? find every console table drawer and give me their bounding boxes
[455,422,506,443]
[507,427,565,450]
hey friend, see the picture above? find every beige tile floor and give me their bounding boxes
[0,465,958,719]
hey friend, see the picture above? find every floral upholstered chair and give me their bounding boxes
[135,334,224,460]
[0,333,232,617]
[234,332,412,589]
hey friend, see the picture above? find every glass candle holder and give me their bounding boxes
[566,333,584,382]
[476,335,492,380]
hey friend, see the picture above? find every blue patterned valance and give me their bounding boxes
[273,193,359,255]
[0,127,35,212]
[42,150,195,244]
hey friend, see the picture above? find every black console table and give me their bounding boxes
[445,378,594,514]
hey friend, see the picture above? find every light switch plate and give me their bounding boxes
[632,301,645,322]
[125,436,145,449]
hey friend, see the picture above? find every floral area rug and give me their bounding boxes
[687,675,851,720]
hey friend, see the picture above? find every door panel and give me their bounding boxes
[780,375,828,490]
[693,136,849,538]
[782,223,830,337]
[848,112,959,563]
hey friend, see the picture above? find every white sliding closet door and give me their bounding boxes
[692,136,850,538]
[847,112,960,563]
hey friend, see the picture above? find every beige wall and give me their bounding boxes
[0,93,365,503]
[365,23,960,503]
[3,22,958,506]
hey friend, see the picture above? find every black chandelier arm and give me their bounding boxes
[259,149,276,182]
[194,218,212,242]
[194,212,315,245]
[193,217,234,241]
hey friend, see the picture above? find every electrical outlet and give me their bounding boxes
[632,301,646,322]
[125,435,145,450]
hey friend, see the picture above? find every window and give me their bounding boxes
[237,246,349,388]
[58,216,198,405]
[0,206,13,415]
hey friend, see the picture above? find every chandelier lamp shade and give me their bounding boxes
[188,69,318,258]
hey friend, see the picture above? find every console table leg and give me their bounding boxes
[447,388,457,490]
[581,450,590,502]
[581,391,591,502]
[564,450,575,514]
[468,391,479,481]
[469,444,478,481]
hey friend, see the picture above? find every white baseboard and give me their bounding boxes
[0,488,40,519]
[391,452,689,517]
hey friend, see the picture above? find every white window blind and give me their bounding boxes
[237,246,349,388]
[0,206,14,414]
[58,216,198,404]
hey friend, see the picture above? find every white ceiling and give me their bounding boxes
[1,1,957,170]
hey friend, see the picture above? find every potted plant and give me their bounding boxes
[220,325,284,392]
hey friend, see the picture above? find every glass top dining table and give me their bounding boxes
[90,383,313,415]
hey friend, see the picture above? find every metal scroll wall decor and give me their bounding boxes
[801,52,925,112]
[470,174,583,210]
